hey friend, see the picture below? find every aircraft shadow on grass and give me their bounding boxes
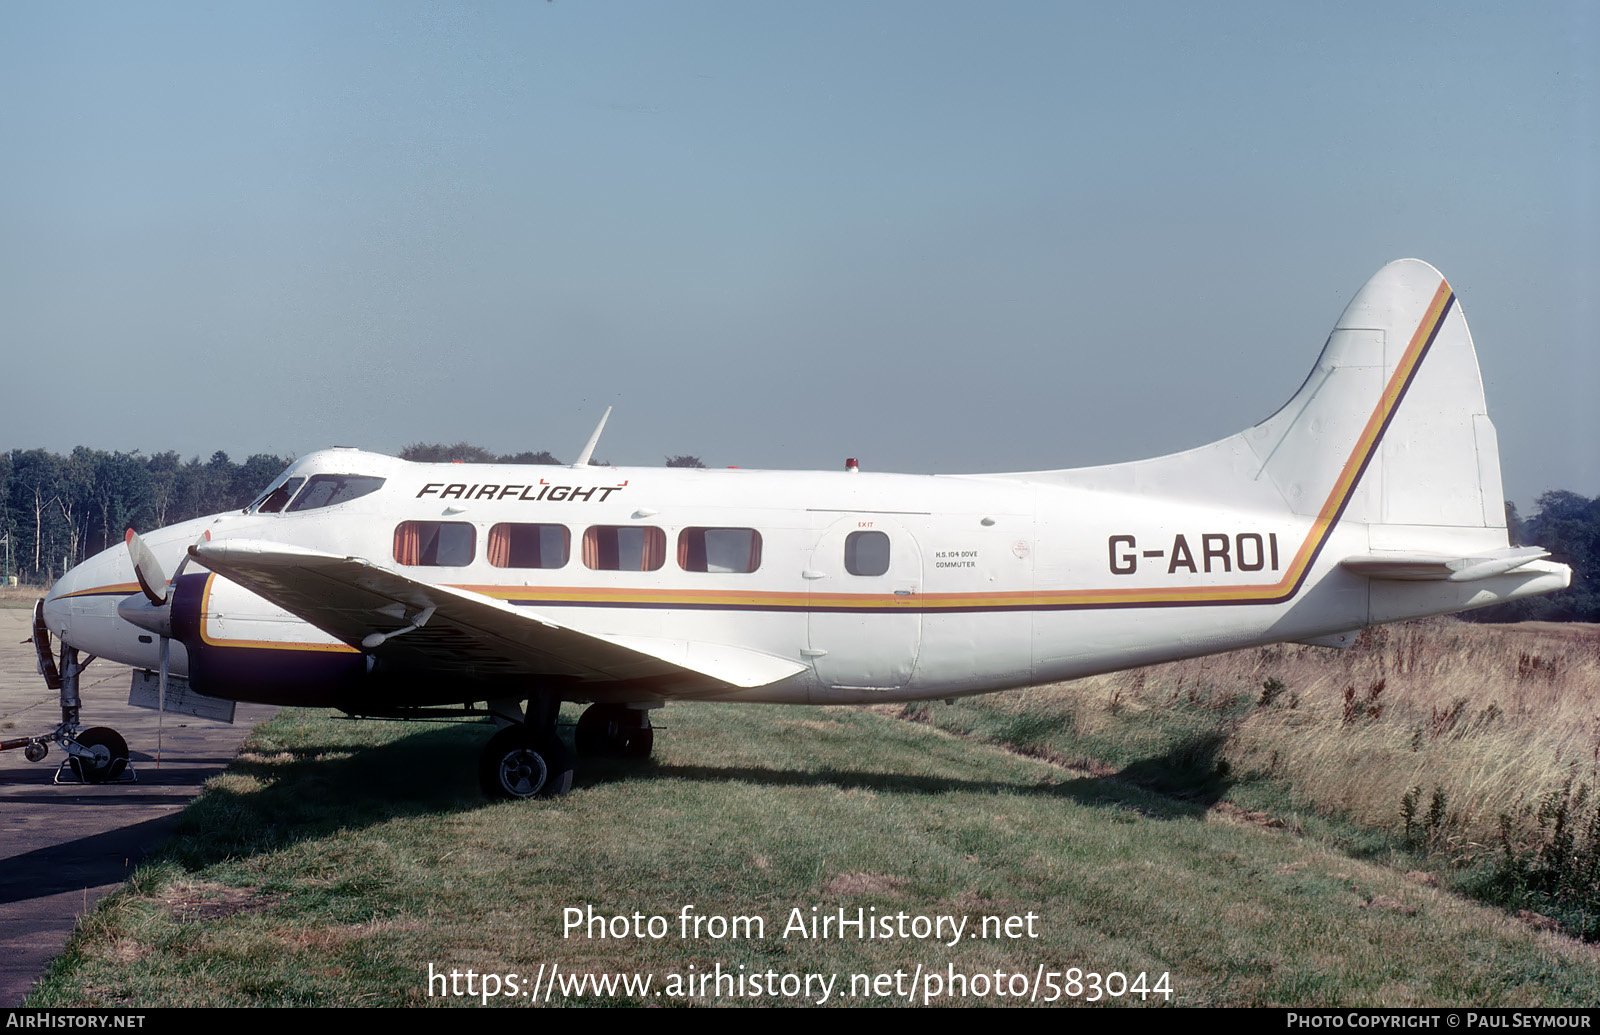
[138,719,1234,874]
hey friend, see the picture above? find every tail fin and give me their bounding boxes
[1003,259,1569,615]
[1031,259,1506,544]
[1244,258,1503,532]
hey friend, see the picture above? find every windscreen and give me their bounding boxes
[284,474,386,512]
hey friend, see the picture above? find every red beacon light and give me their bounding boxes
[845,458,859,473]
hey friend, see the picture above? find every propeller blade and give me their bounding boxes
[125,529,168,605]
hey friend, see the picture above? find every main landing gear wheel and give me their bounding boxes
[574,704,653,759]
[479,726,573,800]
[71,727,129,784]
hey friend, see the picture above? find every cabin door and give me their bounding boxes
[806,516,923,690]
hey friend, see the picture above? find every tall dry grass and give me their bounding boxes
[965,619,1600,932]
[1074,620,1600,854]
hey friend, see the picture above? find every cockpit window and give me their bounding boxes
[253,477,305,514]
[284,475,386,512]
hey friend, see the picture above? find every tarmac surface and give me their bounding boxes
[0,604,274,1006]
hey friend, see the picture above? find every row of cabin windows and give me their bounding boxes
[392,523,892,576]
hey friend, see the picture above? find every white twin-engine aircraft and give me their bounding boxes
[31,259,1569,798]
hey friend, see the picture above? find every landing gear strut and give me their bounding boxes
[478,693,573,800]
[0,603,134,784]
[574,704,654,758]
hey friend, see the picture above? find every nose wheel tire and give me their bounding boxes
[72,727,130,783]
[479,727,573,800]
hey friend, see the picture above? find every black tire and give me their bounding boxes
[479,726,573,800]
[575,704,653,759]
[74,727,129,783]
[574,704,613,757]
[621,721,653,759]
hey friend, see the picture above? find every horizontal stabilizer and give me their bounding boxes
[1339,546,1549,583]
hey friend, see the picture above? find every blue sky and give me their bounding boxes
[2,2,1593,509]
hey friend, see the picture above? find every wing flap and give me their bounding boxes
[189,539,803,692]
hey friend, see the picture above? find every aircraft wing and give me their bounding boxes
[1339,546,1550,582]
[188,539,806,694]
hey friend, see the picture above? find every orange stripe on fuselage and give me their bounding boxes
[53,582,142,600]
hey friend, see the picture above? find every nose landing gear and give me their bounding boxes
[0,601,136,785]
[64,727,132,784]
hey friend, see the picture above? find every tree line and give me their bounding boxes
[0,448,290,584]
[1465,492,1600,623]
[0,445,707,585]
[397,441,706,469]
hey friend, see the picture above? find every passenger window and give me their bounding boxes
[488,523,570,569]
[845,530,890,576]
[287,475,386,512]
[582,526,666,571]
[394,521,476,566]
[678,528,761,573]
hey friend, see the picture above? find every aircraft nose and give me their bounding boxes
[41,544,130,642]
[40,581,68,640]
[42,553,84,627]
[41,560,80,640]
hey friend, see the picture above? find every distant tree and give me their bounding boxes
[401,443,568,464]
[146,451,180,526]
[0,451,11,578]
[56,447,97,566]
[400,442,498,463]
[89,451,155,555]
[1525,490,1600,621]
[10,449,59,579]
[169,453,235,525]
[0,446,298,581]
[1533,490,1593,525]
[1467,490,1599,623]
[232,454,290,510]
[665,455,706,468]
[499,451,561,465]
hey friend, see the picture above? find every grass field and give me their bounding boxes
[923,619,1600,937]
[27,622,1600,1008]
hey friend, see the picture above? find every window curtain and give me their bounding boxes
[678,530,705,572]
[641,528,665,571]
[394,522,423,565]
[488,525,511,568]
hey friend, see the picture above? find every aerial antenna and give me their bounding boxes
[571,407,612,468]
